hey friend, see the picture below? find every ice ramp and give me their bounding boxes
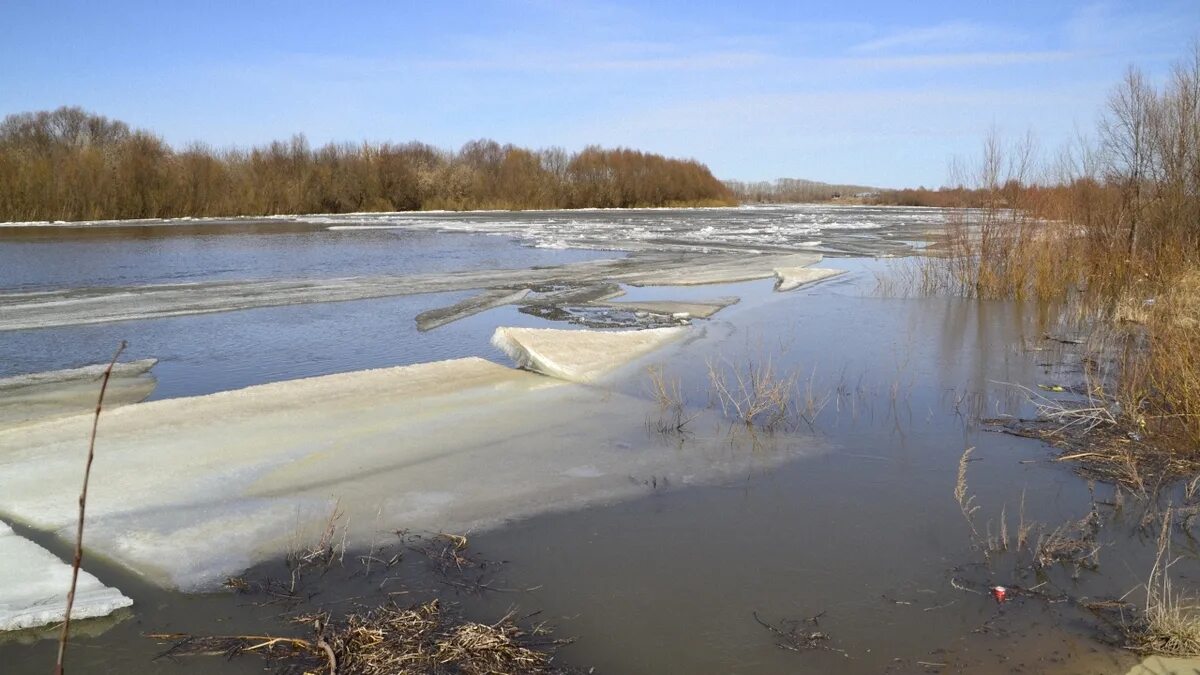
[492,326,685,383]
[0,521,132,631]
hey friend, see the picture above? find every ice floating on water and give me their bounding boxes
[0,359,156,389]
[0,251,832,331]
[599,297,739,319]
[773,267,846,292]
[0,521,132,631]
[0,359,157,431]
[415,288,530,331]
[492,326,685,383]
[0,353,819,591]
[623,253,821,286]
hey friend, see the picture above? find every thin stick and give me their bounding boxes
[54,340,126,675]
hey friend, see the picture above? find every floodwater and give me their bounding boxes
[0,206,1185,674]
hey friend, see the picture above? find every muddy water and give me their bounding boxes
[0,209,1189,674]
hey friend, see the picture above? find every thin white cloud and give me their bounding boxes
[831,50,1079,71]
[419,49,769,73]
[852,21,997,53]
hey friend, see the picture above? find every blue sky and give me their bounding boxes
[1,1,1197,187]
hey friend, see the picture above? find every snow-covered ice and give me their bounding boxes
[491,326,685,383]
[0,521,132,631]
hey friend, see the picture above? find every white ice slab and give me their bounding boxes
[0,522,132,631]
[0,353,821,591]
[491,326,685,383]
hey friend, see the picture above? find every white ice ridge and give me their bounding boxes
[773,267,846,292]
[491,326,685,383]
[0,521,132,631]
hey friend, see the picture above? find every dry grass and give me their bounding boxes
[1123,271,1200,447]
[1126,508,1200,656]
[1032,512,1101,575]
[152,599,570,675]
[284,502,349,593]
[645,364,696,434]
[319,601,564,675]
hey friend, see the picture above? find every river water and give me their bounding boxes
[0,205,1175,674]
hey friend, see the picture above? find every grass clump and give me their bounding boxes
[318,600,566,675]
[1126,509,1200,657]
[153,600,570,674]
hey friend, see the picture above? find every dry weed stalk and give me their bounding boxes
[54,340,125,675]
[955,447,981,539]
[646,364,696,433]
[286,502,349,593]
[1017,490,1034,552]
[1128,507,1200,656]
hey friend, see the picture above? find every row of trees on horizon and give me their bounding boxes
[0,108,734,222]
[723,177,878,203]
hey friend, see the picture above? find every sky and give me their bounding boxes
[1,1,1197,188]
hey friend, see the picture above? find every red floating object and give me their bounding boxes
[990,586,1009,603]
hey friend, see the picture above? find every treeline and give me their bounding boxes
[724,177,876,203]
[0,107,734,222]
[867,186,987,207]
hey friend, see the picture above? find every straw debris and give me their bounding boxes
[151,599,572,674]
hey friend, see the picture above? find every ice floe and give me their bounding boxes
[0,521,132,631]
[0,348,820,591]
[491,326,685,383]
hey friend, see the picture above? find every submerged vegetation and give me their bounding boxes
[0,107,733,221]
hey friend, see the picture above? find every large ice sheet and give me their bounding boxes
[0,522,132,631]
[491,327,685,383]
[0,354,820,591]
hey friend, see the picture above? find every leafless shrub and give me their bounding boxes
[706,355,797,430]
